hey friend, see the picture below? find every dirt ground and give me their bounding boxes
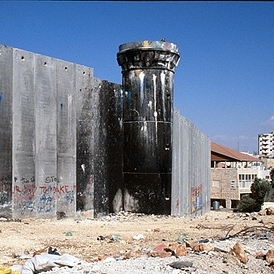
[0,209,274,268]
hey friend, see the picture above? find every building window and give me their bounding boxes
[230,180,236,189]
[240,181,246,188]
[239,173,255,189]
[212,180,220,188]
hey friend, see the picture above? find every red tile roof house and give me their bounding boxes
[210,142,269,209]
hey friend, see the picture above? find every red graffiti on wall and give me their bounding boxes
[39,185,76,195]
[13,183,36,202]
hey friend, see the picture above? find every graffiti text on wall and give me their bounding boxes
[12,176,76,213]
[14,176,35,184]
[13,182,36,212]
[191,184,202,213]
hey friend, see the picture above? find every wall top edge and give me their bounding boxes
[0,44,95,73]
[118,40,179,55]
[173,108,210,140]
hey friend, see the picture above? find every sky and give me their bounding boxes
[0,1,273,154]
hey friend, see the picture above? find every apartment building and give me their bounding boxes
[211,142,270,209]
[258,131,274,158]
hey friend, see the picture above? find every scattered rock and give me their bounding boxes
[149,244,172,258]
[191,242,213,252]
[168,260,193,270]
[266,207,274,215]
[199,239,209,243]
[2,210,274,273]
[258,209,267,216]
[153,243,167,252]
[229,242,248,264]
[213,247,227,253]
[148,250,172,258]
[266,250,274,265]
[56,211,66,220]
[252,250,266,260]
[124,250,142,259]
[165,243,187,256]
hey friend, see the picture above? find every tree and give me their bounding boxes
[237,194,257,213]
[250,178,271,211]
[237,178,271,212]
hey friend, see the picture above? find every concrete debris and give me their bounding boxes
[266,250,274,265]
[190,242,214,253]
[229,242,248,264]
[123,250,142,259]
[168,260,193,270]
[266,207,274,215]
[152,243,167,252]
[165,243,187,256]
[2,210,274,273]
[148,250,172,258]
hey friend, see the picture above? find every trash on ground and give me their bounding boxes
[111,234,120,241]
[21,253,80,274]
[132,234,144,240]
[168,260,194,270]
[177,233,188,244]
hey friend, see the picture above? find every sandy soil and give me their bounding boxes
[0,209,273,268]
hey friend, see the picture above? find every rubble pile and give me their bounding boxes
[0,208,274,273]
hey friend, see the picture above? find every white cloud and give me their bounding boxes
[262,115,274,125]
[238,135,249,140]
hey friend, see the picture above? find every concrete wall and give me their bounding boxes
[172,108,211,217]
[0,46,13,216]
[0,44,210,218]
[0,45,123,218]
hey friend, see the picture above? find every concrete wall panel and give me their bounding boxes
[172,108,211,217]
[96,80,123,215]
[92,78,108,216]
[12,49,36,217]
[75,65,95,213]
[56,60,76,216]
[0,45,13,215]
[34,54,57,217]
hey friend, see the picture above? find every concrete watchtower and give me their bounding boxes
[117,40,180,214]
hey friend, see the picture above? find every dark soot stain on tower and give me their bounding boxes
[117,40,180,214]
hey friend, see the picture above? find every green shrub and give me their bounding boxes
[237,195,258,212]
[237,178,271,212]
